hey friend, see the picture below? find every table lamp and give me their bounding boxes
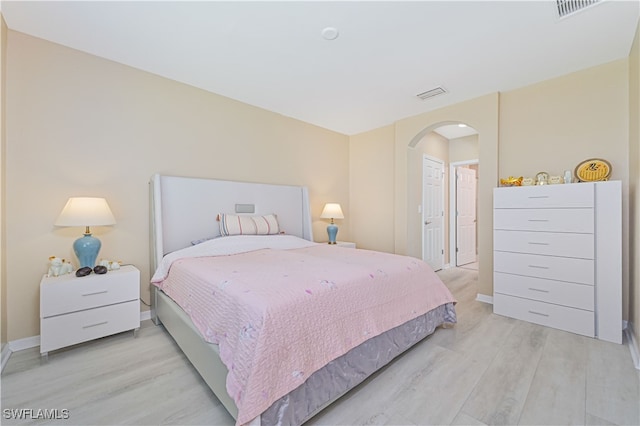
[320,203,344,244]
[55,197,116,268]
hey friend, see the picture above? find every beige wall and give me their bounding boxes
[499,60,628,181]
[394,94,500,298]
[4,24,639,351]
[1,15,6,350]
[350,128,480,270]
[449,134,479,164]
[500,59,631,320]
[351,60,632,308]
[5,31,350,341]
[350,95,500,298]
[349,125,395,253]
[629,22,640,352]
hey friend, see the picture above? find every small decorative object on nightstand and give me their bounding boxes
[320,203,344,244]
[54,197,116,268]
[40,265,140,356]
[47,256,73,277]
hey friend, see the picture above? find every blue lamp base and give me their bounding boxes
[73,233,102,268]
[326,224,339,244]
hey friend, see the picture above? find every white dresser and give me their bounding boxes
[493,181,621,344]
[40,265,140,355]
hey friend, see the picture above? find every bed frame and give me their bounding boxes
[149,174,454,424]
[149,174,313,420]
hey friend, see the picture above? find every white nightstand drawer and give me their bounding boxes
[494,293,594,337]
[40,300,139,353]
[493,208,593,233]
[494,251,594,285]
[494,184,593,209]
[41,266,139,318]
[494,230,594,259]
[494,272,594,311]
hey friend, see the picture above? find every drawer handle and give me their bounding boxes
[82,321,108,329]
[528,242,549,246]
[528,310,550,317]
[528,287,550,293]
[528,265,550,269]
[82,290,108,297]
[528,196,549,199]
[527,219,549,222]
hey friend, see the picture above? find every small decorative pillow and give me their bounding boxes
[218,213,280,236]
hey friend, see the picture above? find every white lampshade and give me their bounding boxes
[55,197,116,227]
[320,203,344,220]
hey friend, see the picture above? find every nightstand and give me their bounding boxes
[335,241,356,248]
[40,265,140,356]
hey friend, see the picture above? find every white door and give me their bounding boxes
[423,156,444,271]
[456,166,477,266]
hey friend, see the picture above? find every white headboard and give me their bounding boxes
[150,174,313,272]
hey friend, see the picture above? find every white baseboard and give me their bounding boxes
[140,310,151,322]
[1,343,11,372]
[625,321,640,370]
[1,335,40,373]
[1,310,151,371]
[476,293,493,304]
[9,335,40,352]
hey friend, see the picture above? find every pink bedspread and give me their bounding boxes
[152,242,455,425]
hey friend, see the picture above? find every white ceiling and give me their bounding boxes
[434,124,478,140]
[2,1,639,136]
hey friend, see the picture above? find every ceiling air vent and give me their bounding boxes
[416,87,447,101]
[556,0,601,18]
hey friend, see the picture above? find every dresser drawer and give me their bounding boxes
[494,251,594,285]
[41,266,139,318]
[494,230,594,259]
[494,272,594,310]
[40,300,139,353]
[494,208,593,233]
[493,293,594,337]
[494,184,593,208]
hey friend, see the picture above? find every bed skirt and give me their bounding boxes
[155,286,455,425]
[261,302,457,425]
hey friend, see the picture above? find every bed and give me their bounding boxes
[149,174,456,425]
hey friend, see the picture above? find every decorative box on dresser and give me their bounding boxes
[40,265,141,356]
[493,181,622,344]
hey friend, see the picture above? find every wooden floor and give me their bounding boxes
[2,267,639,425]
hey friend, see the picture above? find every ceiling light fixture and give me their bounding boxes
[321,27,339,41]
[458,124,468,128]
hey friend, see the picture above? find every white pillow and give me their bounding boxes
[219,213,280,236]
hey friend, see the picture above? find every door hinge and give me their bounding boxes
[456,247,459,252]
[441,249,444,254]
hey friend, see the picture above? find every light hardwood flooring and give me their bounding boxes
[2,268,639,425]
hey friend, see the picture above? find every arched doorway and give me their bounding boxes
[408,122,479,271]
[391,93,499,303]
